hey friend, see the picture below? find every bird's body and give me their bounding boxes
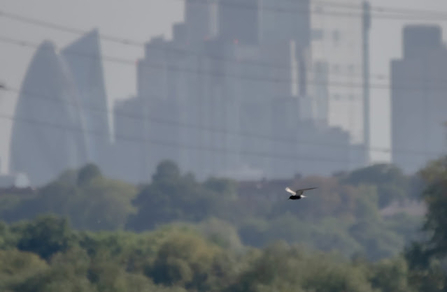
[288,195,303,200]
[285,187,317,200]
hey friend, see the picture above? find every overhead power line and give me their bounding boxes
[0,35,447,153]
[0,111,439,164]
[2,3,446,175]
[289,0,447,18]
[5,35,447,91]
[0,36,374,88]
[172,0,447,21]
[0,112,359,165]
[0,9,372,79]
[2,5,447,158]
[0,7,444,80]
[1,84,443,158]
[2,86,366,153]
[315,0,447,19]
[0,33,387,82]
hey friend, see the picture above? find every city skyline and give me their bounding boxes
[5,0,370,184]
[1,2,446,287]
[2,0,447,176]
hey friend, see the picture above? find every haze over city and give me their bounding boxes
[1,0,447,178]
[3,1,447,292]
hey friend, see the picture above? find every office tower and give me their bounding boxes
[260,0,310,48]
[391,25,447,173]
[122,0,371,182]
[185,0,218,42]
[112,96,147,183]
[10,41,88,186]
[61,29,112,170]
[219,0,260,45]
[309,0,370,148]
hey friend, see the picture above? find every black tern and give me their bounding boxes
[285,187,317,200]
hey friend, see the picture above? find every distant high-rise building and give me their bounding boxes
[391,24,447,173]
[114,0,370,182]
[261,0,370,167]
[185,0,218,42]
[309,0,370,148]
[403,25,442,59]
[260,0,310,48]
[219,0,260,45]
[61,29,112,170]
[111,96,147,184]
[10,41,88,186]
[133,34,241,181]
[9,30,113,186]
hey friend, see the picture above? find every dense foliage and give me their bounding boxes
[0,161,423,262]
[2,156,447,291]
[0,216,430,292]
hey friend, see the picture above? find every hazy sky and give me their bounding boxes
[1,0,447,173]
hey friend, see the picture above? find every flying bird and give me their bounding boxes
[285,187,317,200]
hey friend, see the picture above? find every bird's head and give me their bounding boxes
[302,195,307,198]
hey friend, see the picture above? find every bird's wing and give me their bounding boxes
[296,187,317,192]
[285,187,296,195]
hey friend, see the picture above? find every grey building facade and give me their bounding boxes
[391,25,447,173]
[10,31,113,186]
[113,0,371,182]
[9,41,89,186]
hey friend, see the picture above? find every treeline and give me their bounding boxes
[0,160,424,261]
[2,156,447,291]
[0,215,441,292]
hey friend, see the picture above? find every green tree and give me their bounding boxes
[199,218,244,251]
[0,249,48,290]
[5,164,137,231]
[402,157,447,292]
[230,242,374,292]
[152,160,181,183]
[0,221,17,250]
[149,232,231,291]
[369,257,413,292]
[342,163,409,208]
[14,215,75,261]
[73,177,137,231]
[407,156,447,262]
[127,161,222,231]
[77,163,102,186]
